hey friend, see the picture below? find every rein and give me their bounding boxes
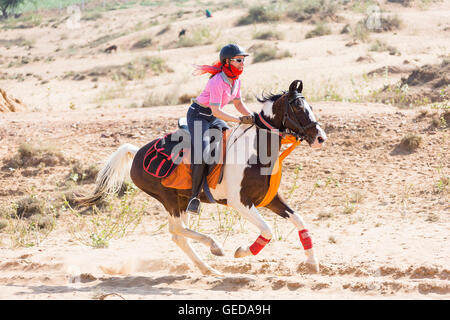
[225,93,316,207]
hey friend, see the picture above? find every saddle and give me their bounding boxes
[143,118,230,191]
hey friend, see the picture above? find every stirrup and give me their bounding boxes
[186,197,201,214]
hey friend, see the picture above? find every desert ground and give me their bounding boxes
[0,0,449,300]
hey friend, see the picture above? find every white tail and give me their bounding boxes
[76,143,139,206]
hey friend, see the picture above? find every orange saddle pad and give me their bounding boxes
[162,129,230,190]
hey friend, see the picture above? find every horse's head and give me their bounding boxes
[260,80,327,148]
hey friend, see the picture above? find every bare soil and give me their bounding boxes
[0,0,448,300]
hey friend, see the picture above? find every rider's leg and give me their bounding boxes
[186,106,210,214]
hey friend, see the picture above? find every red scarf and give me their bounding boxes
[193,61,242,80]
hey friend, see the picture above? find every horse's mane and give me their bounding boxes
[256,91,286,104]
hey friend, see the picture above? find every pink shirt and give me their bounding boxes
[194,72,241,109]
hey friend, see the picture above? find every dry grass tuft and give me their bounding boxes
[3,142,66,169]
[176,26,217,48]
[398,134,423,152]
[252,29,284,41]
[250,44,293,63]
[15,195,45,219]
[131,37,152,50]
[305,23,332,39]
[68,162,99,184]
[236,6,282,26]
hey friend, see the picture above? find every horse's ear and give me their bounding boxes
[289,80,303,94]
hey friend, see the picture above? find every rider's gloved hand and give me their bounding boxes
[239,114,255,124]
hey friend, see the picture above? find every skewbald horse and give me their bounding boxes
[77,80,327,276]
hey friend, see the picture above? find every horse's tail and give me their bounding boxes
[75,143,139,206]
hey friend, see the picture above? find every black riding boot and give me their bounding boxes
[186,163,206,214]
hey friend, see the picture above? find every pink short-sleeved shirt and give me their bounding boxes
[194,72,241,109]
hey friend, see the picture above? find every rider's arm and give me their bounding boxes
[232,99,252,116]
[210,104,241,123]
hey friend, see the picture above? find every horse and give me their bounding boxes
[104,45,117,53]
[178,29,186,38]
[76,80,327,276]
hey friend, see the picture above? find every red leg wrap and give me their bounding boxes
[249,235,271,255]
[299,229,313,250]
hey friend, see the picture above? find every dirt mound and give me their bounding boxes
[367,65,416,76]
[0,88,26,112]
[403,58,450,90]
[373,58,450,107]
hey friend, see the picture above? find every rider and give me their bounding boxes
[186,43,255,214]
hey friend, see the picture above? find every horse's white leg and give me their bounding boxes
[228,203,272,258]
[287,212,319,270]
[175,213,225,256]
[168,216,223,276]
[266,195,319,272]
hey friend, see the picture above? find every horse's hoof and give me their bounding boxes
[305,256,320,273]
[202,267,224,277]
[234,246,251,258]
[210,243,225,256]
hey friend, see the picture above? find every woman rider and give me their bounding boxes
[186,44,255,214]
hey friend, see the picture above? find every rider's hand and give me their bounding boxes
[239,114,255,124]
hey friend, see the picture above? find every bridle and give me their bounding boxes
[255,93,319,142]
[281,93,319,141]
[228,92,320,151]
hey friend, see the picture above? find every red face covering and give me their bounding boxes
[222,63,242,80]
[192,61,243,80]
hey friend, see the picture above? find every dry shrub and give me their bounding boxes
[387,0,414,6]
[142,91,179,107]
[440,111,450,127]
[305,23,332,39]
[69,162,99,184]
[0,218,7,231]
[15,195,45,219]
[252,29,284,40]
[4,142,66,169]
[351,21,370,42]
[68,56,172,82]
[131,37,152,49]
[81,11,103,21]
[399,134,422,152]
[287,0,339,22]
[156,24,171,36]
[176,26,216,48]
[236,6,282,26]
[380,15,402,32]
[251,44,292,63]
[369,40,400,55]
[29,214,54,230]
[349,191,365,204]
